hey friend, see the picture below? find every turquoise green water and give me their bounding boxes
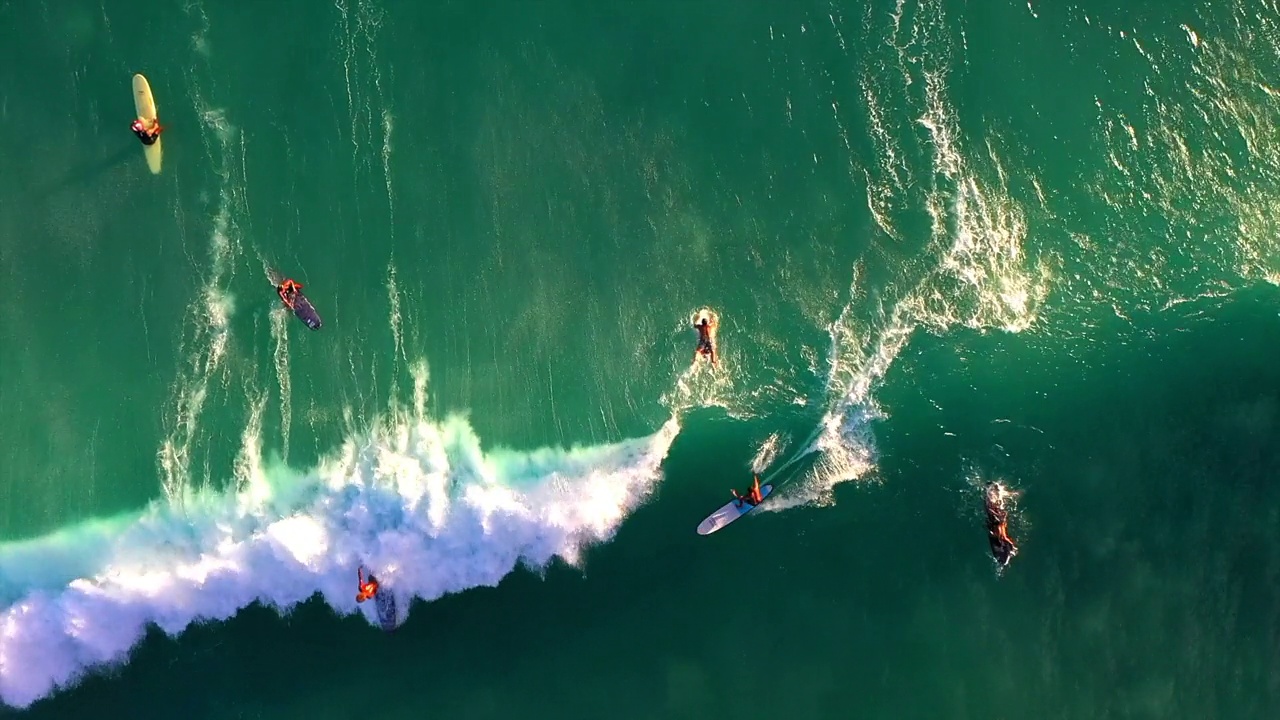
[4,0,1280,716]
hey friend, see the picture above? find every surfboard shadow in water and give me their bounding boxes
[28,145,135,201]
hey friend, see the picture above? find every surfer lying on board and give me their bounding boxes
[277,278,302,310]
[732,475,764,508]
[694,317,718,366]
[984,484,1018,567]
[355,567,380,603]
[130,117,164,146]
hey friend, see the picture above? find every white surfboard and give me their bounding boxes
[132,73,162,174]
[696,484,773,535]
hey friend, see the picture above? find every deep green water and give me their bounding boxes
[3,0,1280,717]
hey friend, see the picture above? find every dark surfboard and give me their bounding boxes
[374,586,399,632]
[290,292,322,330]
[268,268,322,330]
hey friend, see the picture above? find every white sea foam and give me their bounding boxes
[0,408,679,708]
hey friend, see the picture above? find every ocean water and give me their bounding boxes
[3,0,1280,716]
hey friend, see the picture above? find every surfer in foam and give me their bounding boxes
[355,566,380,603]
[984,483,1019,568]
[130,117,164,146]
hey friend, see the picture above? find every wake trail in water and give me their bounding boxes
[663,362,736,418]
[0,361,682,709]
[270,306,292,461]
[381,106,395,240]
[661,309,740,417]
[387,261,405,392]
[749,433,789,475]
[334,0,392,231]
[251,256,296,462]
[335,0,359,180]
[758,0,1049,511]
[156,35,248,502]
[156,1,275,504]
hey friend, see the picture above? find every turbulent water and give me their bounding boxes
[3,0,1280,716]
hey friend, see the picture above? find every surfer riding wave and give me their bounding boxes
[355,567,380,603]
[732,475,764,508]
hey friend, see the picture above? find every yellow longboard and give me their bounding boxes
[132,73,162,174]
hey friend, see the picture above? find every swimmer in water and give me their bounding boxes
[984,483,1019,568]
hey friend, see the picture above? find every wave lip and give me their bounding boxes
[0,414,680,709]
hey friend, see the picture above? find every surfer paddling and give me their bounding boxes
[274,275,323,330]
[732,475,765,508]
[355,567,380,603]
[277,278,302,310]
[694,314,718,366]
[130,117,164,146]
[984,483,1019,568]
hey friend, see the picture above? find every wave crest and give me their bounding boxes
[0,413,679,708]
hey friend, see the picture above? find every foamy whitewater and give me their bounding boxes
[0,407,680,708]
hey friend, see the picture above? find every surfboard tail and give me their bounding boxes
[292,295,323,330]
[695,485,773,535]
[374,588,400,631]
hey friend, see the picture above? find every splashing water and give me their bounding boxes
[0,385,680,708]
[762,0,1050,510]
[749,432,790,475]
